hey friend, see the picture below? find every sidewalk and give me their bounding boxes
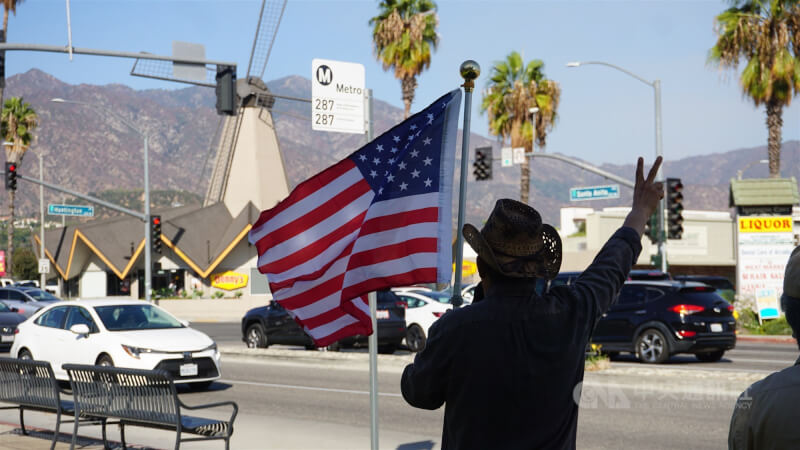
[736,333,797,344]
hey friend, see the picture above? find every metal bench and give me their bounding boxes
[64,363,238,450]
[0,357,76,450]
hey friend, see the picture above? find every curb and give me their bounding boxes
[736,334,797,344]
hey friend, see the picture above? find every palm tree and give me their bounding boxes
[481,51,560,204]
[2,96,37,265]
[1,0,26,105]
[710,0,800,178]
[370,0,439,119]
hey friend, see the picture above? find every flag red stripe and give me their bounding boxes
[252,159,356,229]
[347,237,438,270]
[341,268,438,300]
[359,207,438,236]
[267,240,355,293]
[259,210,368,275]
[278,273,346,311]
[254,180,371,256]
[312,320,373,348]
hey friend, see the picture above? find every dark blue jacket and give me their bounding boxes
[401,227,642,450]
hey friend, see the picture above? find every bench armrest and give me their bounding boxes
[178,399,238,426]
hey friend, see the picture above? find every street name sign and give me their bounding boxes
[501,147,513,167]
[311,58,365,134]
[569,185,620,202]
[48,204,94,217]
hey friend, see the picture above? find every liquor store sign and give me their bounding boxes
[737,216,794,300]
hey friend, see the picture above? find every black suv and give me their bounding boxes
[673,275,735,302]
[241,290,407,354]
[591,281,736,363]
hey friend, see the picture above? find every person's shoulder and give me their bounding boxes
[750,364,800,395]
[430,299,492,333]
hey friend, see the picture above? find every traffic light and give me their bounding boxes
[5,161,17,191]
[215,65,236,116]
[151,215,162,254]
[473,146,492,181]
[644,212,659,244]
[666,178,684,239]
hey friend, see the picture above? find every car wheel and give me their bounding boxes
[695,350,725,362]
[96,354,114,367]
[18,349,32,360]
[378,344,396,355]
[326,341,341,352]
[246,323,268,348]
[636,329,670,364]
[406,324,426,353]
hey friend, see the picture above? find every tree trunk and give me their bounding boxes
[765,101,783,178]
[510,122,529,204]
[401,76,417,119]
[7,190,13,270]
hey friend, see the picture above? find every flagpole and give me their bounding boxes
[451,60,480,309]
[365,88,380,450]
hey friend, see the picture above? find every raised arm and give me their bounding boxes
[559,157,664,322]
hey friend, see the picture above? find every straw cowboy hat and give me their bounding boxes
[463,199,562,280]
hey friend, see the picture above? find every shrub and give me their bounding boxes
[213,291,224,299]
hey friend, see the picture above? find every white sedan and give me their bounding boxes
[10,299,220,389]
[393,290,451,352]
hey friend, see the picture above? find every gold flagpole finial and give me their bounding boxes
[460,60,480,92]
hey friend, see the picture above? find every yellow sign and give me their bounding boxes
[453,260,477,278]
[738,216,793,233]
[210,271,248,291]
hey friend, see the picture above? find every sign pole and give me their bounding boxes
[451,60,480,309]
[365,88,379,450]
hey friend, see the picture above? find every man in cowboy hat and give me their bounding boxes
[401,157,664,450]
[728,246,800,449]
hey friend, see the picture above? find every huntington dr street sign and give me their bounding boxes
[48,204,94,217]
[311,58,366,134]
[569,185,620,202]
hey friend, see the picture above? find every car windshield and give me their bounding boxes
[23,289,60,302]
[94,304,184,331]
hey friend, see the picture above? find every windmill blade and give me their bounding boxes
[246,0,288,80]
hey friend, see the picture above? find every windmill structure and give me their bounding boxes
[202,0,291,215]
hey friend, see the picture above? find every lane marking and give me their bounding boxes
[219,378,403,398]
[610,362,774,374]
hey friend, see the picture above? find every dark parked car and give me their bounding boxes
[674,275,735,302]
[627,270,672,281]
[591,281,736,363]
[0,301,25,350]
[242,290,407,354]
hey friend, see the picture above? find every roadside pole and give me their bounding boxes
[364,88,379,450]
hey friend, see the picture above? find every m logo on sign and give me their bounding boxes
[316,65,332,86]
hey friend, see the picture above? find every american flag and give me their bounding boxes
[248,89,462,347]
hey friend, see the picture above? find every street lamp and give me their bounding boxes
[567,60,666,272]
[50,98,153,303]
[737,159,769,180]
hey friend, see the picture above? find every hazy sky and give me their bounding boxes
[8,0,800,166]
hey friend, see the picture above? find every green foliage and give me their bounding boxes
[234,290,243,299]
[212,291,225,299]
[739,308,793,335]
[11,247,37,280]
[568,221,586,237]
[0,224,33,254]
[1,97,38,149]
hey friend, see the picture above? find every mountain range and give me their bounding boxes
[2,69,799,228]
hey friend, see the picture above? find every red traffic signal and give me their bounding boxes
[5,161,17,190]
